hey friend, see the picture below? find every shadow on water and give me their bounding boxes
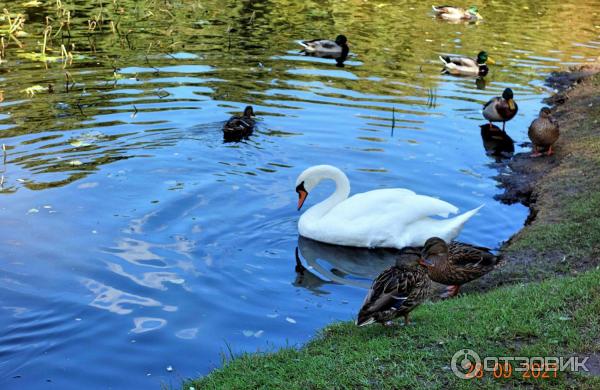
[480,123,515,161]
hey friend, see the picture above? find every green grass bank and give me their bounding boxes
[186,71,600,389]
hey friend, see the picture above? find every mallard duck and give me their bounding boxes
[356,247,431,326]
[483,88,518,131]
[432,5,483,21]
[299,35,349,58]
[440,51,491,77]
[528,107,559,157]
[223,106,255,142]
[419,237,499,298]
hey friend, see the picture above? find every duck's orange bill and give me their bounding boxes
[297,190,308,211]
[508,99,515,110]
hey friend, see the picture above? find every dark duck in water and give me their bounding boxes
[223,106,255,142]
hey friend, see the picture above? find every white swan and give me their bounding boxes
[295,165,483,249]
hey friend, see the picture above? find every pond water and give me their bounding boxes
[0,0,599,388]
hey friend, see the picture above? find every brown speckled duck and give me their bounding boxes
[356,247,430,327]
[528,107,559,157]
[419,237,499,298]
[223,106,255,142]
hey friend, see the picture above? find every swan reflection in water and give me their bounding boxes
[293,236,405,293]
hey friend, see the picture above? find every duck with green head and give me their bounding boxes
[432,5,483,21]
[440,50,493,77]
[483,88,518,131]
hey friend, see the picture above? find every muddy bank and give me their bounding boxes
[467,64,600,292]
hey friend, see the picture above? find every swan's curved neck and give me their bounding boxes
[305,168,351,218]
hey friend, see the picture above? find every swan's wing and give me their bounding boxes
[326,189,458,225]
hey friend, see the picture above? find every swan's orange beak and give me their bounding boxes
[297,190,308,211]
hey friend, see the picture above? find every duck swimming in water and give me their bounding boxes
[432,5,483,21]
[222,106,255,142]
[440,51,492,77]
[299,35,349,59]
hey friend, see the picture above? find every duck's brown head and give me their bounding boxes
[539,107,552,118]
[419,237,449,268]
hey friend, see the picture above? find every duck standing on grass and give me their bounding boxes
[222,106,255,142]
[439,51,492,77]
[432,5,483,21]
[419,237,499,298]
[528,107,559,157]
[356,247,431,327]
[483,88,518,131]
[299,35,349,59]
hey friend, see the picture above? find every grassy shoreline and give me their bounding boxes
[188,270,599,389]
[186,71,600,389]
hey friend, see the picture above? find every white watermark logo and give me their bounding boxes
[451,349,482,379]
[451,349,590,380]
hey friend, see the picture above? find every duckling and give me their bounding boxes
[483,88,518,131]
[419,237,499,298]
[223,106,255,142]
[528,107,559,157]
[356,247,430,327]
[440,51,491,77]
[299,35,349,59]
[432,5,483,21]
